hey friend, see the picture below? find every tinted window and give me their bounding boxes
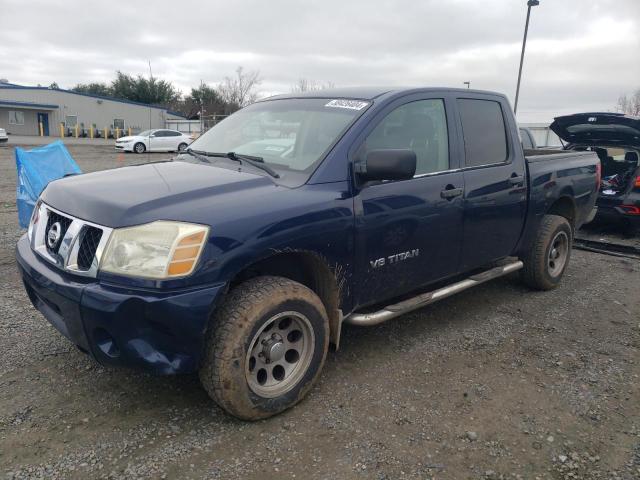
[153,130,167,137]
[458,99,508,167]
[166,130,182,137]
[363,99,449,175]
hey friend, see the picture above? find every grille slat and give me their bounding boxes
[77,227,103,270]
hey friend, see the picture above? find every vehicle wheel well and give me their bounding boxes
[230,252,342,346]
[547,196,577,230]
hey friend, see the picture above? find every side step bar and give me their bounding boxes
[345,260,524,326]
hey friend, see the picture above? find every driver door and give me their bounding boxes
[353,95,465,307]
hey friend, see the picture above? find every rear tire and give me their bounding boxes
[521,214,573,290]
[177,142,188,152]
[199,276,329,420]
[134,142,146,154]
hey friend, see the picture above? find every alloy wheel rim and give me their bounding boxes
[245,311,314,398]
[548,231,569,277]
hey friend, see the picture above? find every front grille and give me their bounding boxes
[45,210,73,254]
[30,203,113,278]
[77,227,103,270]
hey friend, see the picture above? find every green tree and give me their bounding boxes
[72,82,112,96]
[180,84,229,119]
[110,71,180,106]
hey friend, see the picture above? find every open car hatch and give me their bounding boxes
[550,113,640,147]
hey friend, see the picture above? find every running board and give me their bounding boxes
[345,260,524,326]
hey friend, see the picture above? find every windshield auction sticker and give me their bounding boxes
[325,99,369,111]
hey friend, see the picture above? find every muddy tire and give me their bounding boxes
[521,214,573,290]
[199,276,329,420]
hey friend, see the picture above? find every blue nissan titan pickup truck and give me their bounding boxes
[17,88,600,419]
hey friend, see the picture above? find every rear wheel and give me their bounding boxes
[133,142,146,154]
[177,142,188,152]
[521,214,573,290]
[199,276,329,420]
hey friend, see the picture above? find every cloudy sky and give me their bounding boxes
[1,0,638,122]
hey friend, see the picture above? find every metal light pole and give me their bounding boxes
[514,0,539,114]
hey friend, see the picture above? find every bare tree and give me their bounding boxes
[218,67,262,109]
[617,89,640,116]
[291,78,335,93]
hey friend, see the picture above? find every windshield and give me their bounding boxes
[187,98,369,174]
[137,130,153,137]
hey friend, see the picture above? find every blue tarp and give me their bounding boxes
[15,140,81,228]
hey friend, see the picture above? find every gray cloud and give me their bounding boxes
[0,0,638,122]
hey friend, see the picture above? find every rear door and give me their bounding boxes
[353,93,465,307]
[151,130,172,151]
[456,96,527,271]
[164,130,184,150]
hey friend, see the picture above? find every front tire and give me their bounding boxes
[199,276,329,420]
[134,142,146,154]
[521,214,573,290]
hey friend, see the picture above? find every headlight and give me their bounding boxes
[27,200,42,242]
[100,221,209,279]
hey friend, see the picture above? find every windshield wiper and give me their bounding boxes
[181,148,211,163]
[226,151,280,178]
[181,149,280,178]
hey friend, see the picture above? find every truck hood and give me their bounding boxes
[550,113,640,147]
[41,161,275,227]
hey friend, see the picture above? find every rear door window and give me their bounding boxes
[458,99,508,167]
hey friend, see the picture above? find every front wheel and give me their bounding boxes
[133,142,146,154]
[199,276,329,420]
[521,214,573,290]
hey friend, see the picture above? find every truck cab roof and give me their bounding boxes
[262,86,509,102]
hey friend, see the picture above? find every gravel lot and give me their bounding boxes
[0,143,639,479]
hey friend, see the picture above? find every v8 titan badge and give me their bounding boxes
[369,249,420,269]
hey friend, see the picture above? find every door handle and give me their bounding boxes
[440,186,463,199]
[509,174,525,186]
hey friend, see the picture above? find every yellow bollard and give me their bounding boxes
[116,127,120,139]
[104,127,108,139]
[39,122,44,137]
[128,127,132,136]
[90,126,94,139]
[75,124,79,138]
[60,123,64,138]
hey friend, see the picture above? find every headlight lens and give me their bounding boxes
[100,221,209,279]
[27,200,42,242]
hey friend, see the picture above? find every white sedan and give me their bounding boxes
[115,129,193,154]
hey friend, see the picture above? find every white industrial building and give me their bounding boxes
[0,80,185,137]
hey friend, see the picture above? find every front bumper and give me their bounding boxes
[16,234,226,374]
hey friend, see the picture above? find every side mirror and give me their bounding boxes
[356,149,417,182]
